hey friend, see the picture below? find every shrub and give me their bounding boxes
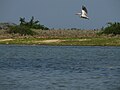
[8,25,35,35]
[0,22,16,30]
[100,22,120,35]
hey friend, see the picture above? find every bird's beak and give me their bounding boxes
[75,13,81,15]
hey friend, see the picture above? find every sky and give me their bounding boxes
[0,0,120,29]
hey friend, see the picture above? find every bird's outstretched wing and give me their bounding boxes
[82,5,88,14]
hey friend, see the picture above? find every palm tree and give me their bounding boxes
[19,17,26,25]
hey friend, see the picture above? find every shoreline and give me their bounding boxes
[0,29,120,46]
[0,37,120,46]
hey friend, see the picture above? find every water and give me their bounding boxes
[0,45,120,90]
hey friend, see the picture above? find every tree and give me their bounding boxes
[19,16,49,30]
[100,22,120,35]
[7,16,49,35]
[19,17,26,25]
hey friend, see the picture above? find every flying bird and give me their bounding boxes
[76,5,89,19]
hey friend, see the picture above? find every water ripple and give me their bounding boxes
[0,45,120,90]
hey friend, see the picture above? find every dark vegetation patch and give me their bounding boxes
[99,22,120,35]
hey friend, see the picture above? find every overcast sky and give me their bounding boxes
[0,0,120,29]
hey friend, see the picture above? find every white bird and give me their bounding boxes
[76,5,89,19]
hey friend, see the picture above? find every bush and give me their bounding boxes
[8,25,35,35]
[100,22,120,35]
[0,22,16,30]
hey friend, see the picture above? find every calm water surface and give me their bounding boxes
[0,45,120,90]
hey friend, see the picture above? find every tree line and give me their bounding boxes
[0,17,120,36]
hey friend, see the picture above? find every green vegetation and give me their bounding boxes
[6,16,49,35]
[8,25,35,36]
[0,37,120,46]
[19,16,49,30]
[0,21,120,46]
[99,22,120,35]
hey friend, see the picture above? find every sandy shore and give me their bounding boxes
[0,39,14,42]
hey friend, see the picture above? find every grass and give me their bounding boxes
[0,29,120,46]
[0,37,120,46]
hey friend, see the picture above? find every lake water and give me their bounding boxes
[0,45,120,90]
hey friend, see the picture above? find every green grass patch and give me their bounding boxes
[0,37,120,46]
